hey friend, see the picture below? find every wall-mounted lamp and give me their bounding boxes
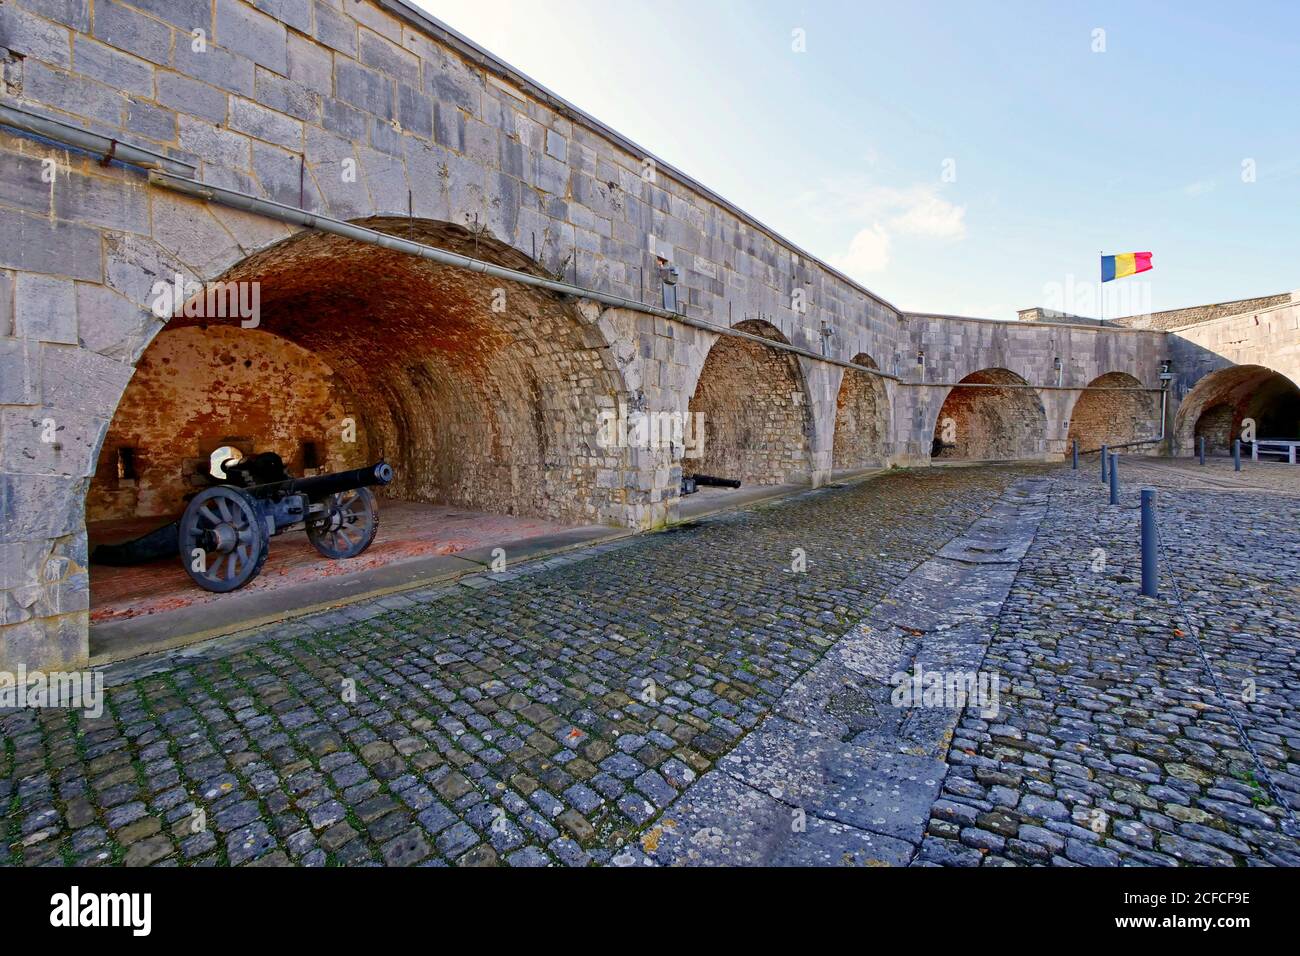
[658,260,679,312]
[917,350,925,366]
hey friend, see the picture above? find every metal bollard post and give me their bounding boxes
[1233,439,1241,472]
[1109,451,1119,504]
[1199,436,1206,466]
[1072,439,1079,470]
[1140,488,1158,597]
[1100,443,1108,482]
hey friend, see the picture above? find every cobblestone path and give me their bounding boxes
[4,459,1297,867]
[921,458,1300,866]
[1,467,1027,867]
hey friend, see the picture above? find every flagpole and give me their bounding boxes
[1098,250,1104,325]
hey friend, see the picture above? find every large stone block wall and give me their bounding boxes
[1169,303,1300,397]
[1167,303,1300,453]
[899,314,1168,461]
[0,0,1236,671]
[1111,292,1297,332]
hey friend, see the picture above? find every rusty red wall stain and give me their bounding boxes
[88,325,363,521]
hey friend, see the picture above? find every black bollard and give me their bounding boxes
[1072,439,1079,470]
[1199,436,1206,466]
[1109,451,1119,505]
[1233,439,1241,472]
[1101,443,1108,483]
[1140,488,1158,597]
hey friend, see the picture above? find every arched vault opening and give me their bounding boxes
[686,320,813,485]
[931,368,1046,461]
[832,353,889,470]
[1174,364,1300,455]
[1067,372,1159,452]
[86,218,630,623]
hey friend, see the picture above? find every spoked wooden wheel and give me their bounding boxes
[307,487,379,559]
[179,486,269,592]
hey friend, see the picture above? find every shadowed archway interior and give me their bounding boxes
[931,368,1046,461]
[686,319,813,485]
[1067,371,1159,452]
[1175,364,1300,454]
[89,218,630,527]
[832,352,889,470]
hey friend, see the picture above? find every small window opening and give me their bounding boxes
[116,447,138,481]
[301,440,320,470]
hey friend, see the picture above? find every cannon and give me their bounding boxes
[92,451,394,593]
[690,473,742,489]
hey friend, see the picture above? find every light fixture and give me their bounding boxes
[658,260,679,312]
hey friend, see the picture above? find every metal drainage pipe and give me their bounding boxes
[0,102,1165,402]
[0,104,196,177]
[1076,387,1168,453]
[148,170,902,383]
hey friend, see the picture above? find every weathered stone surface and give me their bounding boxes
[0,0,1288,737]
[14,274,77,345]
[645,770,914,867]
[918,460,1300,868]
[215,0,287,76]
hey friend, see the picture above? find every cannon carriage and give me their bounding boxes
[92,449,394,593]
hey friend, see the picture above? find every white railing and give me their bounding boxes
[1251,440,1300,464]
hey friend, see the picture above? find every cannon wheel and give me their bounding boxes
[179,486,269,592]
[307,487,379,559]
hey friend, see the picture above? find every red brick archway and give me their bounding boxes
[95,218,629,525]
[85,218,634,624]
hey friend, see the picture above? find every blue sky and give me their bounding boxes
[415,1,1299,319]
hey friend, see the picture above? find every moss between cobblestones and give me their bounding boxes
[919,462,1300,867]
[5,467,1042,866]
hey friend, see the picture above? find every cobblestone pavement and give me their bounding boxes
[920,457,1300,867]
[1,467,1028,867]
[4,459,1297,867]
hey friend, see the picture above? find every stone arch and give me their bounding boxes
[686,319,814,485]
[1066,372,1158,451]
[931,368,1046,461]
[832,353,889,471]
[1174,364,1300,455]
[88,217,634,531]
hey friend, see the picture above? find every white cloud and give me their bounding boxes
[831,224,892,274]
[806,178,966,279]
[888,190,967,239]
[1183,179,1216,196]
[800,179,967,239]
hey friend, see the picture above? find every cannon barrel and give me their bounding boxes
[251,460,393,500]
[691,473,742,489]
